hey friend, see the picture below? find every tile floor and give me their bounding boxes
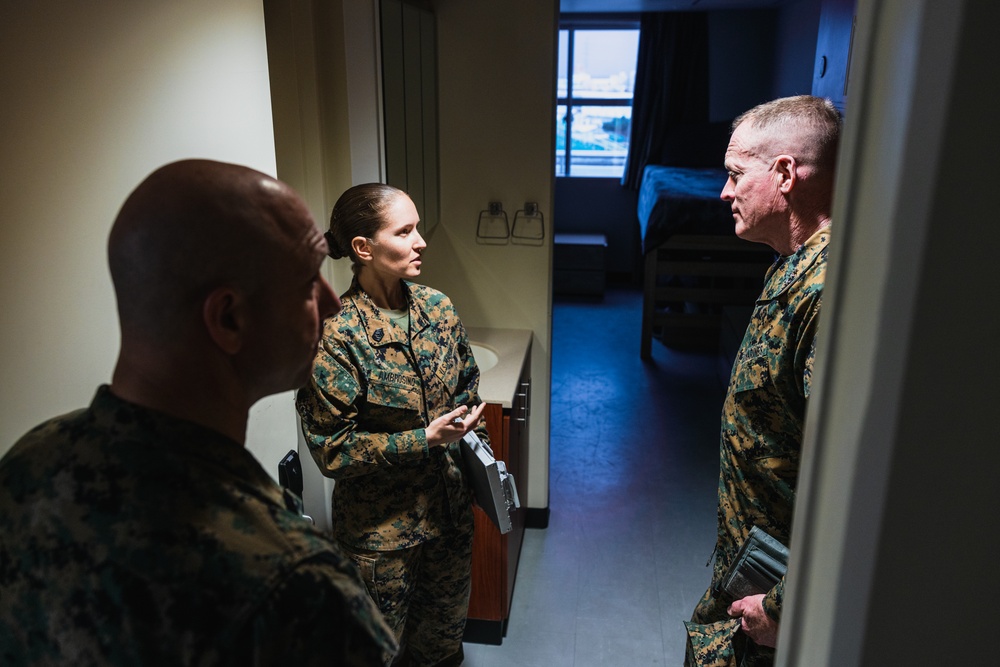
[463,287,727,666]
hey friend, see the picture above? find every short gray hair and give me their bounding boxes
[733,95,842,171]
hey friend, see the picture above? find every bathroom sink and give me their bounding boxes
[470,342,500,372]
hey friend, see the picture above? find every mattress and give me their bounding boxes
[637,165,734,255]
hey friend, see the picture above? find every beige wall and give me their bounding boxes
[273,0,557,512]
[0,0,299,476]
[419,0,557,509]
[264,0,375,527]
[1,0,557,508]
[262,0,380,294]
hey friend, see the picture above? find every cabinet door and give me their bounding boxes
[508,356,529,541]
[467,402,507,621]
[467,348,531,624]
[504,360,530,614]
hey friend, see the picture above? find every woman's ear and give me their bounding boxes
[202,287,245,355]
[352,236,374,263]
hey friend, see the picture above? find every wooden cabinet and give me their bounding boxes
[464,345,531,644]
[812,0,858,112]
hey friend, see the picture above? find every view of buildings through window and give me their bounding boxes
[556,23,640,177]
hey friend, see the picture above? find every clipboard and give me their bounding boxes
[460,431,520,534]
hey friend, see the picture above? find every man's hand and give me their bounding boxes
[727,593,779,648]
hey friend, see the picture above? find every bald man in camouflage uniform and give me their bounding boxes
[297,184,487,667]
[0,160,396,666]
[684,96,842,667]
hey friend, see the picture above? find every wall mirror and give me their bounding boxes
[380,0,440,236]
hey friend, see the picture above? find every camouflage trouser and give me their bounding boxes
[684,586,775,667]
[340,519,474,667]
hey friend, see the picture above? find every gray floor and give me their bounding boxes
[463,288,726,666]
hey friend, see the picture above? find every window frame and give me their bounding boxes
[556,15,641,179]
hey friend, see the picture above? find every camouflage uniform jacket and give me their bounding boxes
[0,386,397,667]
[295,279,484,551]
[686,227,830,666]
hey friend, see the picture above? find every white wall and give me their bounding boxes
[259,0,557,517]
[781,0,999,663]
[421,0,557,510]
[0,0,298,477]
[262,0,383,528]
[262,0,361,292]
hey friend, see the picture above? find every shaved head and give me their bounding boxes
[104,159,338,440]
[108,159,313,341]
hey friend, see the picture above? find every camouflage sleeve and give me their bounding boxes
[296,337,430,481]
[762,575,784,622]
[797,293,823,400]
[449,318,492,448]
[450,319,478,409]
[240,557,398,667]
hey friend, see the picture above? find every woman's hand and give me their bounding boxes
[425,403,486,448]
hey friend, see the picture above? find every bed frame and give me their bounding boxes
[636,163,777,359]
[640,233,774,360]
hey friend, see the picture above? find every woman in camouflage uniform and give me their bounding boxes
[296,183,488,667]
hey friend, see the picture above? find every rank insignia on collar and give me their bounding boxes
[373,328,384,342]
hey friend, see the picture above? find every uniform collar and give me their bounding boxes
[761,226,831,299]
[89,385,289,505]
[344,278,431,347]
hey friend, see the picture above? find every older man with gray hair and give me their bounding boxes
[685,95,842,667]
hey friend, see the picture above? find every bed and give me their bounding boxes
[638,165,775,359]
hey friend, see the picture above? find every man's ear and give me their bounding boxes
[203,287,245,355]
[351,236,374,263]
[774,155,797,194]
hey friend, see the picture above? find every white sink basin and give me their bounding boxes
[470,342,500,372]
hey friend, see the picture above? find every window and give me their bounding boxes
[556,20,640,178]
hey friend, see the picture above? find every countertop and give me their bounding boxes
[467,327,532,408]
